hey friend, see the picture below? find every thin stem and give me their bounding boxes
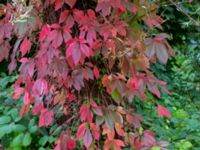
[168,0,200,26]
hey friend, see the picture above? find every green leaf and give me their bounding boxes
[0,116,11,125]
[176,140,193,150]
[12,124,26,132]
[95,116,104,126]
[29,125,37,133]
[151,146,161,150]
[12,146,22,150]
[187,119,199,129]
[0,76,11,88]
[105,112,114,130]
[48,136,56,143]
[8,108,19,121]
[28,119,36,129]
[22,132,32,146]
[173,109,188,119]
[49,124,59,134]
[0,125,10,138]
[110,111,121,124]
[111,89,120,102]
[11,133,24,147]
[39,136,49,146]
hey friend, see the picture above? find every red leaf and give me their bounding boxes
[115,139,125,147]
[102,125,115,140]
[39,24,51,41]
[155,43,168,64]
[83,67,94,80]
[47,30,63,48]
[66,138,76,150]
[66,92,76,102]
[90,123,100,139]
[131,5,138,14]
[126,113,143,128]
[92,107,103,116]
[90,101,97,107]
[147,84,161,98]
[76,123,86,139]
[59,10,69,24]
[79,104,93,123]
[20,104,30,116]
[32,79,48,96]
[104,139,124,150]
[20,37,31,57]
[83,129,92,148]
[51,0,64,10]
[66,40,81,65]
[126,77,139,91]
[12,87,24,100]
[65,0,77,8]
[32,102,44,115]
[63,26,72,43]
[93,66,99,79]
[19,57,29,63]
[23,92,30,105]
[0,41,10,62]
[154,33,169,42]
[72,46,81,65]
[86,28,96,45]
[51,23,61,29]
[141,130,157,146]
[80,43,92,57]
[55,131,76,150]
[145,33,173,64]
[39,109,54,127]
[144,15,164,30]
[96,1,111,16]
[115,123,125,136]
[157,105,171,118]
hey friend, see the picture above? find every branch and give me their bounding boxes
[168,0,200,26]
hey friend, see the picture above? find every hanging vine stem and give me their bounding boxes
[168,0,200,26]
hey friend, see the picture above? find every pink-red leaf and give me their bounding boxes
[90,123,100,139]
[12,87,24,100]
[92,107,103,116]
[39,109,54,127]
[83,129,92,148]
[59,10,69,24]
[66,40,81,65]
[80,43,92,57]
[156,43,168,64]
[39,24,51,41]
[115,123,125,136]
[20,37,31,57]
[157,105,171,118]
[79,104,93,123]
[76,123,86,139]
[93,66,99,79]
[51,0,64,10]
[23,92,30,105]
[32,79,48,96]
[32,102,44,115]
[66,137,76,150]
[47,30,63,48]
[141,130,157,146]
[65,0,77,8]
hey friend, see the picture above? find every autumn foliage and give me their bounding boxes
[0,0,174,149]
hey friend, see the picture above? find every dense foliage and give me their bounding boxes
[140,1,200,149]
[0,0,199,150]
